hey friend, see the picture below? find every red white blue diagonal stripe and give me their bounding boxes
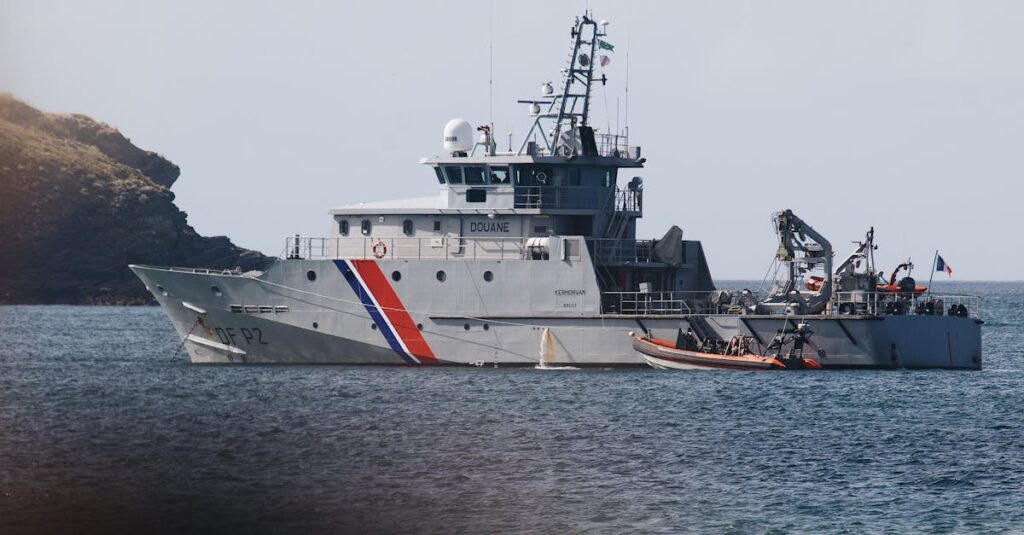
[334,259,438,365]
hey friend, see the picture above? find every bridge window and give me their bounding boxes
[433,220,441,232]
[339,220,349,236]
[361,219,371,235]
[403,219,414,236]
[434,167,445,184]
[466,189,487,203]
[465,166,485,185]
[444,166,463,184]
[514,165,553,186]
[490,167,510,184]
[514,167,527,185]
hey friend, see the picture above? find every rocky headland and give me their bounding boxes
[0,94,270,304]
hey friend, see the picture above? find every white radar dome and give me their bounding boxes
[443,118,474,153]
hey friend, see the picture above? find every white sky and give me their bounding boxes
[2,0,1021,280]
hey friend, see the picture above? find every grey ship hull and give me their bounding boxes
[132,263,982,369]
[131,12,982,371]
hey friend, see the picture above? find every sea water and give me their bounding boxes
[1,281,1022,533]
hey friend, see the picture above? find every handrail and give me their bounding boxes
[587,238,655,263]
[285,236,533,261]
[285,235,657,263]
[598,289,980,318]
[600,290,759,315]
[593,133,641,159]
[513,185,641,211]
[828,291,981,319]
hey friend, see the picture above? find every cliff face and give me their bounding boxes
[0,94,270,304]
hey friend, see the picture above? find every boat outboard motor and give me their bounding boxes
[774,322,823,369]
[791,325,808,354]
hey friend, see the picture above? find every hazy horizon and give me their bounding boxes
[2,0,1021,280]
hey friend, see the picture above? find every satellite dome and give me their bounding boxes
[443,118,473,153]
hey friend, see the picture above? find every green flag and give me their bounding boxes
[598,39,614,52]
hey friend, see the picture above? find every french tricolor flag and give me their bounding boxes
[936,255,953,277]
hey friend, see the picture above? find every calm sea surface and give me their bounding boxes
[1,281,1022,534]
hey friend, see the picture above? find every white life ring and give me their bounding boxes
[371,241,388,259]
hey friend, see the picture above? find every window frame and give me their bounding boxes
[464,166,486,185]
[444,166,464,184]
[490,166,510,184]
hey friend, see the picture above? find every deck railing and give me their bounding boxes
[285,236,534,261]
[601,290,758,315]
[829,292,981,319]
[594,133,641,160]
[513,186,641,211]
[587,239,655,264]
[285,235,659,264]
[598,289,980,318]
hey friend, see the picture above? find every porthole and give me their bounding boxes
[312,322,319,329]
[436,270,447,282]
[392,271,402,282]
[306,270,317,282]
[156,285,168,296]
[483,270,494,282]
[210,285,222,296]
[371,323,378,330]
[483,324,490,331]
[463,323,471,331]
[417,323,424,330]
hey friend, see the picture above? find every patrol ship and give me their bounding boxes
[131,13,982,368]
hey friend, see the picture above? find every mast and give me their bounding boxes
[517,13,607,156]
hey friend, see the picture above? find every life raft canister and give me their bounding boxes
[371,240,388,259]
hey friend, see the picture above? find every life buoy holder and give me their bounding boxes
[371,241,387,259]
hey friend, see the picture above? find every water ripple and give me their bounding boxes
[1,284,1023,533]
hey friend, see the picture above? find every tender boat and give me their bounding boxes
[631,330,824,371]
